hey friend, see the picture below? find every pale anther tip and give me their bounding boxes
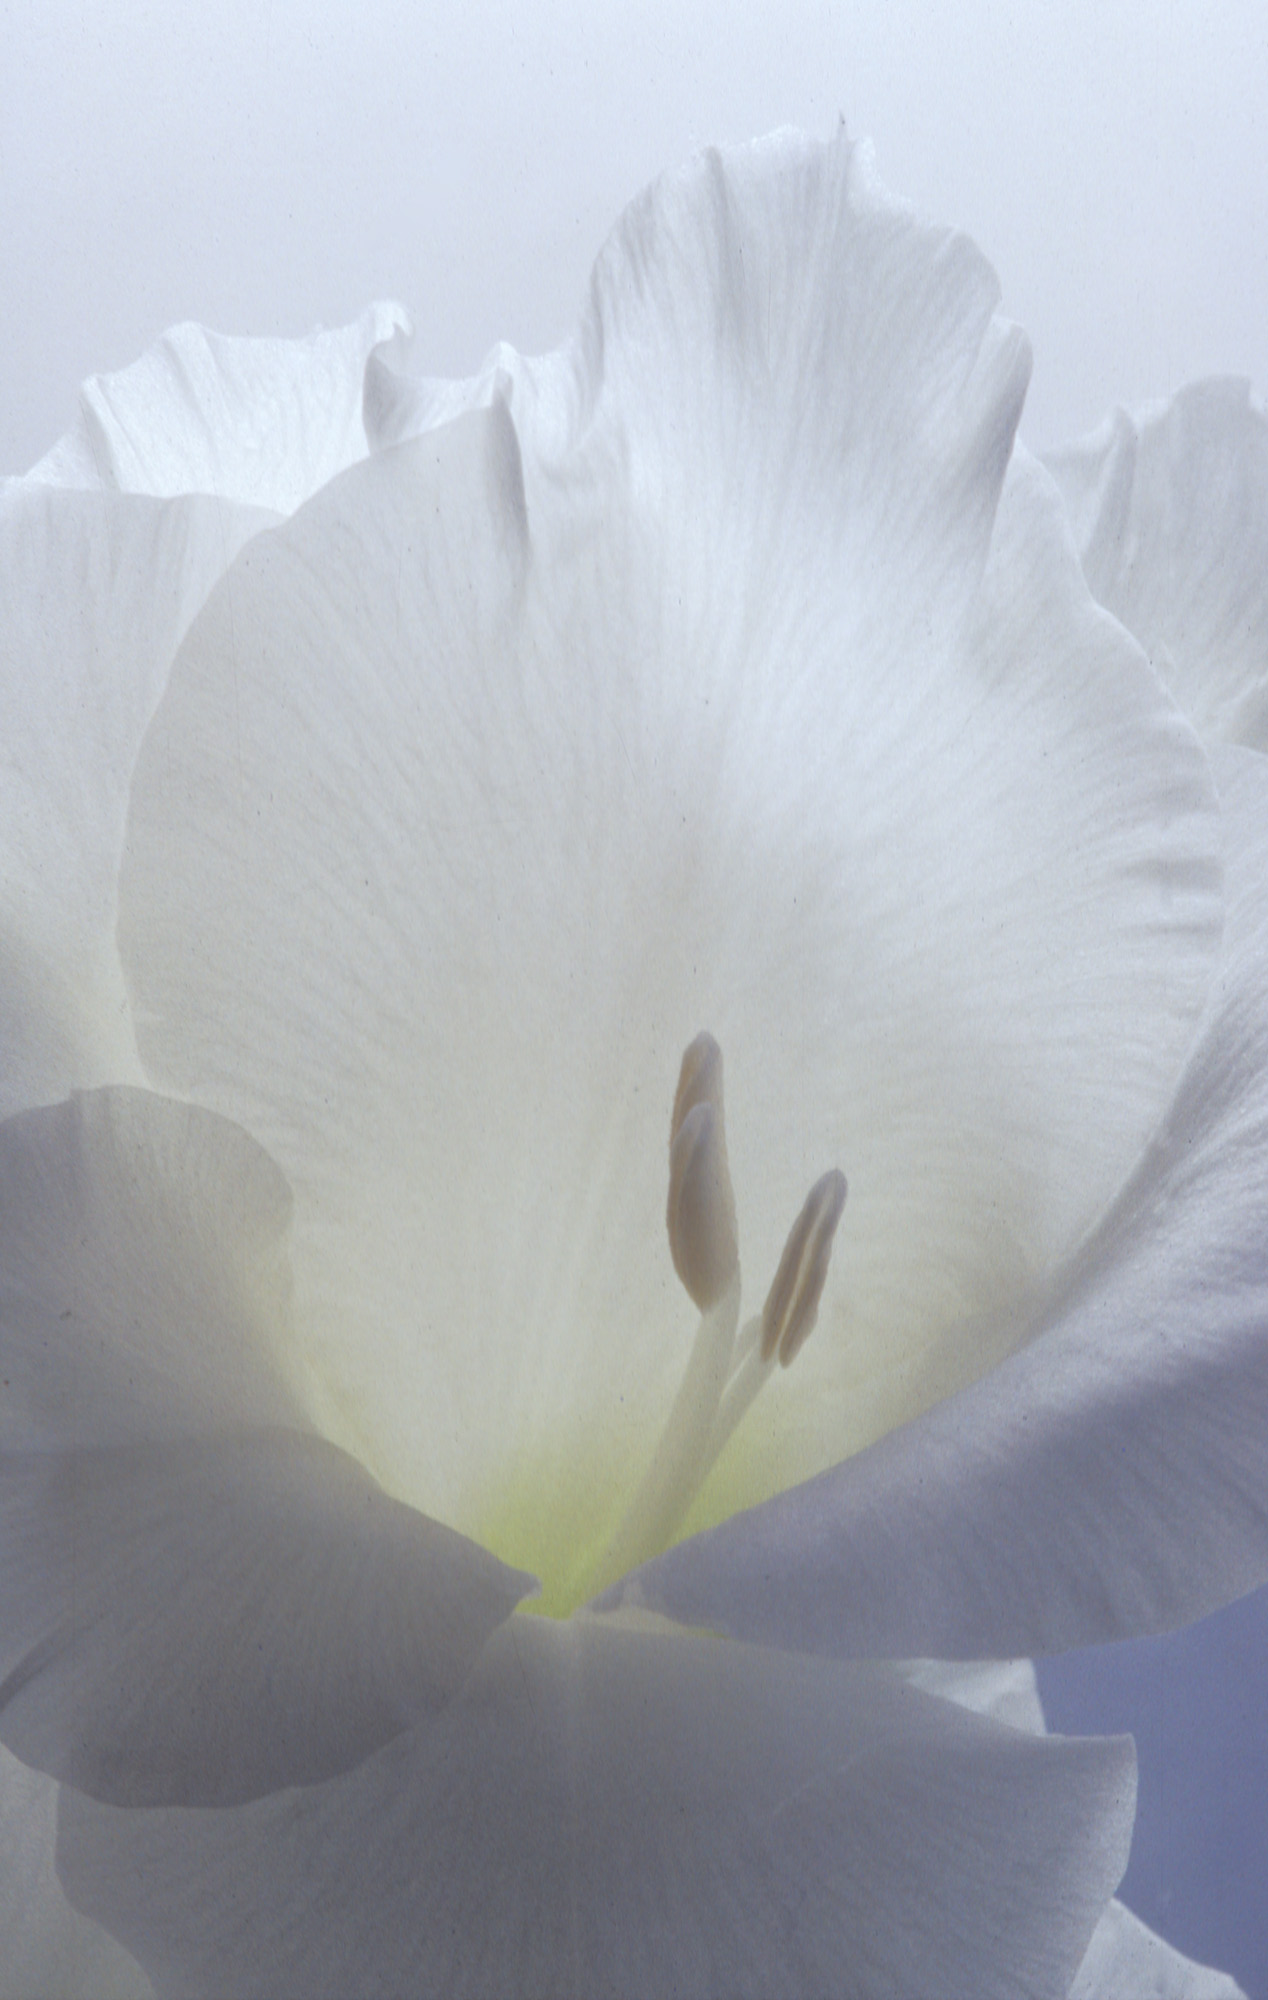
[760,1167,848,1367]
[670,1032,725,1148]
[666,1033,738,1312]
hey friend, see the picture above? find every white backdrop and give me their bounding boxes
[3,0,1267,472]
[3,2,1266,1991]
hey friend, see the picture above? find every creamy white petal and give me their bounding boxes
[1046,380,1268,748]
[117,137,1221,1606]
[0,1087,530,1804]
[1069,1899,1247,2000]
[0,484,272,1116]
[22,305,408,511]
[0,1746,153,2000]
[605,745,1268,1655]
[57,1612,1135,2000]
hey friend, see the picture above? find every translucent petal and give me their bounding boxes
[1046,380,1268,748]
[23,305,408,512]
[57,1613,1135,2000]
[117,138,1221,1601]
[607,746,1268,1655]
[0,1087,530,1804]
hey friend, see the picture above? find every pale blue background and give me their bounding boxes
[2,2,1265,1989]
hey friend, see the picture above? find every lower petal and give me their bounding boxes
[59,1612,1134,2000]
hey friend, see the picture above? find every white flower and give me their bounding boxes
[1,130,1263,1998]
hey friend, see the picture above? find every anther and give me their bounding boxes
[666,1033,739,1311]
[760,1168,848,1366]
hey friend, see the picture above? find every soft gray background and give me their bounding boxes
[3,1,1266,1991]
[3,0,1267,471]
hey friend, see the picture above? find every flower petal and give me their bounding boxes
[57,1612,1135,2000]
[0,1087,531,1805]
[606,745,1268,1655]
[1070,1901,1247,2000]
[22,305,408,511]
[116,137,1220,1595]
[0,483,271,1116]
[0,1746,153,2000]
[1045,380,1268,748]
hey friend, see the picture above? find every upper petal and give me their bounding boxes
[115,135,1222,1593]
[606,745,1268,1656]
[0,1086,531,1806]
[56,1612,1135,2000]
[21,304,408,511]
[1045,379,1268,747]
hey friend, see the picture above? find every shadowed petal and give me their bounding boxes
[0,1087,531,1805]
[605,745,1268,1656]
[0,1745,153,2000]
[57,1613,1135,2000]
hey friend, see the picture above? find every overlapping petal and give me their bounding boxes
[56,1611,1135,2000]
[0,483,270,1115]
[1046,380,1268,748]
[608,744,1268,1657]
[116,133,1220,1602]
[0,304,419,1121]
[0,1087,530,1806]
[22,304,408,512]
[1071,1895,1248,2000]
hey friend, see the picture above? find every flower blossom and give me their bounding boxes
[1,129,1266,1998]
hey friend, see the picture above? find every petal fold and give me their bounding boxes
[57,1614,1135,2000]
[605,745,1268,1655]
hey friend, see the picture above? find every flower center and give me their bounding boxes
[581,1031,846,1601]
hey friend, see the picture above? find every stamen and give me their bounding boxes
[585,1038,847,1602]
[760,1169,848,1365]
[666,1032,738,1310]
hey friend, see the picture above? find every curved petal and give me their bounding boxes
[117,137,1220,1603]
[1045,380,1268,748]
[0,484,271,1116]
[22,305,408,511]
[605,745,1268,1656]
[1070,1901,1247,2000]
[57,1612,1135,2000]
[0,1746,153,2000]
[0,1087,531,1805]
